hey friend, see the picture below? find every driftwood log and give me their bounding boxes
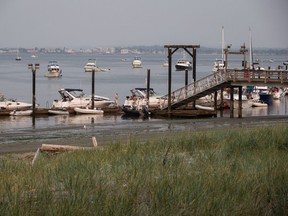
[31,136,98,166]
[40,144,95,152]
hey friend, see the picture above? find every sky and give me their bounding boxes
[0,0,287,49]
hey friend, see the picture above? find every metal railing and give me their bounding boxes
[159,68,288,110]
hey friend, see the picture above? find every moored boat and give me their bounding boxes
[74,107,104,115]
[123,88,164,109]
[121,104,150,117]
[132,56,143,68]
[48,109,70,115]
[0,94,32,110]
[175,59,192,71]
[52,88,114,109]
[44,61,62,78]
[195,104,214,111]
[10,110,32,116]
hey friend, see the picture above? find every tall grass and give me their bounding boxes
[0,125,288,215]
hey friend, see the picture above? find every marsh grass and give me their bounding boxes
[1,125,288,215]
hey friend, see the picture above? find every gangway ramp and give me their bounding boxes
[159,69,288,110]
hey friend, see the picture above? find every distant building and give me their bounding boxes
[120,49,129,54]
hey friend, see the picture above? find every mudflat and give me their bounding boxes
[1,115,288,155]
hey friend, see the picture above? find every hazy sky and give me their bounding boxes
[0,0,287,48]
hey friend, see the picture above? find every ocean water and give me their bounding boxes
[0,51,288,131]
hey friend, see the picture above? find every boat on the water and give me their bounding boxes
[10,110,32,116]
[74,107,104,115]
[84,59,100,72]
[212,26,225,73]
[121,104,150,117]
[123,88,164,109]
[195,104,214,111]
[0,94,32,110]
[44,61,62,78]
[132,56,143,68]
[175,59,192,71]
[52,88,114,109]
[48,109,70,115]
[15,49,22,61]
[212,59,225,72]
[283,60,288,66]
[84,59,111,72]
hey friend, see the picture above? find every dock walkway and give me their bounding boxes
[159,69,288,110]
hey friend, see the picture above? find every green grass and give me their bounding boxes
[1,125,288,215]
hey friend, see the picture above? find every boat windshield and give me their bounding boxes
[132,88,159,97]
[69,90,85,98]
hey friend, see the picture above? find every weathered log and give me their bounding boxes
[40,144,94,152]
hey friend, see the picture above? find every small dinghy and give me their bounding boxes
[48,109,70,115]
[74,107,104,115]
[10,110,33,116]
[195,105,214,111]
[252,100,268,107]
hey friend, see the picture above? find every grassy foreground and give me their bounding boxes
[1,125,288,215]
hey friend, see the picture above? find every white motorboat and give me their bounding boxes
[74,107,104,115]
[44,61,62,78]
[51,88,114,109]
[84,59,100,72]
[132,56,143,68]
[283,60,288,66]
[163,61,169,67]
[10,110,32,116]
[0,94,32,110]
[212,59,225,72]
[84,59,111,72]
[175,59,192,71]
[123,88,164,109]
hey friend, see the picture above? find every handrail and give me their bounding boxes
[159,68,288,110]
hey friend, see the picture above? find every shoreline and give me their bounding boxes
[1,115,288,155]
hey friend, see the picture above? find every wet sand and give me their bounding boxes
[1,115,288,155]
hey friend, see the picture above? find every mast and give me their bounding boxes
[221,26,225,63]
[249,28,253,69]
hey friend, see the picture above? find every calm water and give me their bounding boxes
[1,51,288,131]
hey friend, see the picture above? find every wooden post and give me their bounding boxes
[92,136,98,147]
[220,88,224,117]
[146,69,150,106]
[238,86,242,118]
[214,91,218,111]
[31,148,40,166]
[192,48,196,82]
[32,68,36,115]
[91,68,95,109]
[168,48,172,114]
[230,87,234,118]
[192,48,197,108]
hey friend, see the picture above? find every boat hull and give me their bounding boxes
[74,107,104,114]
[10,110,32,116]
[175,65,192,71]
[121,105,149,117]
[44,71,62,78]
[48,109,70,115]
